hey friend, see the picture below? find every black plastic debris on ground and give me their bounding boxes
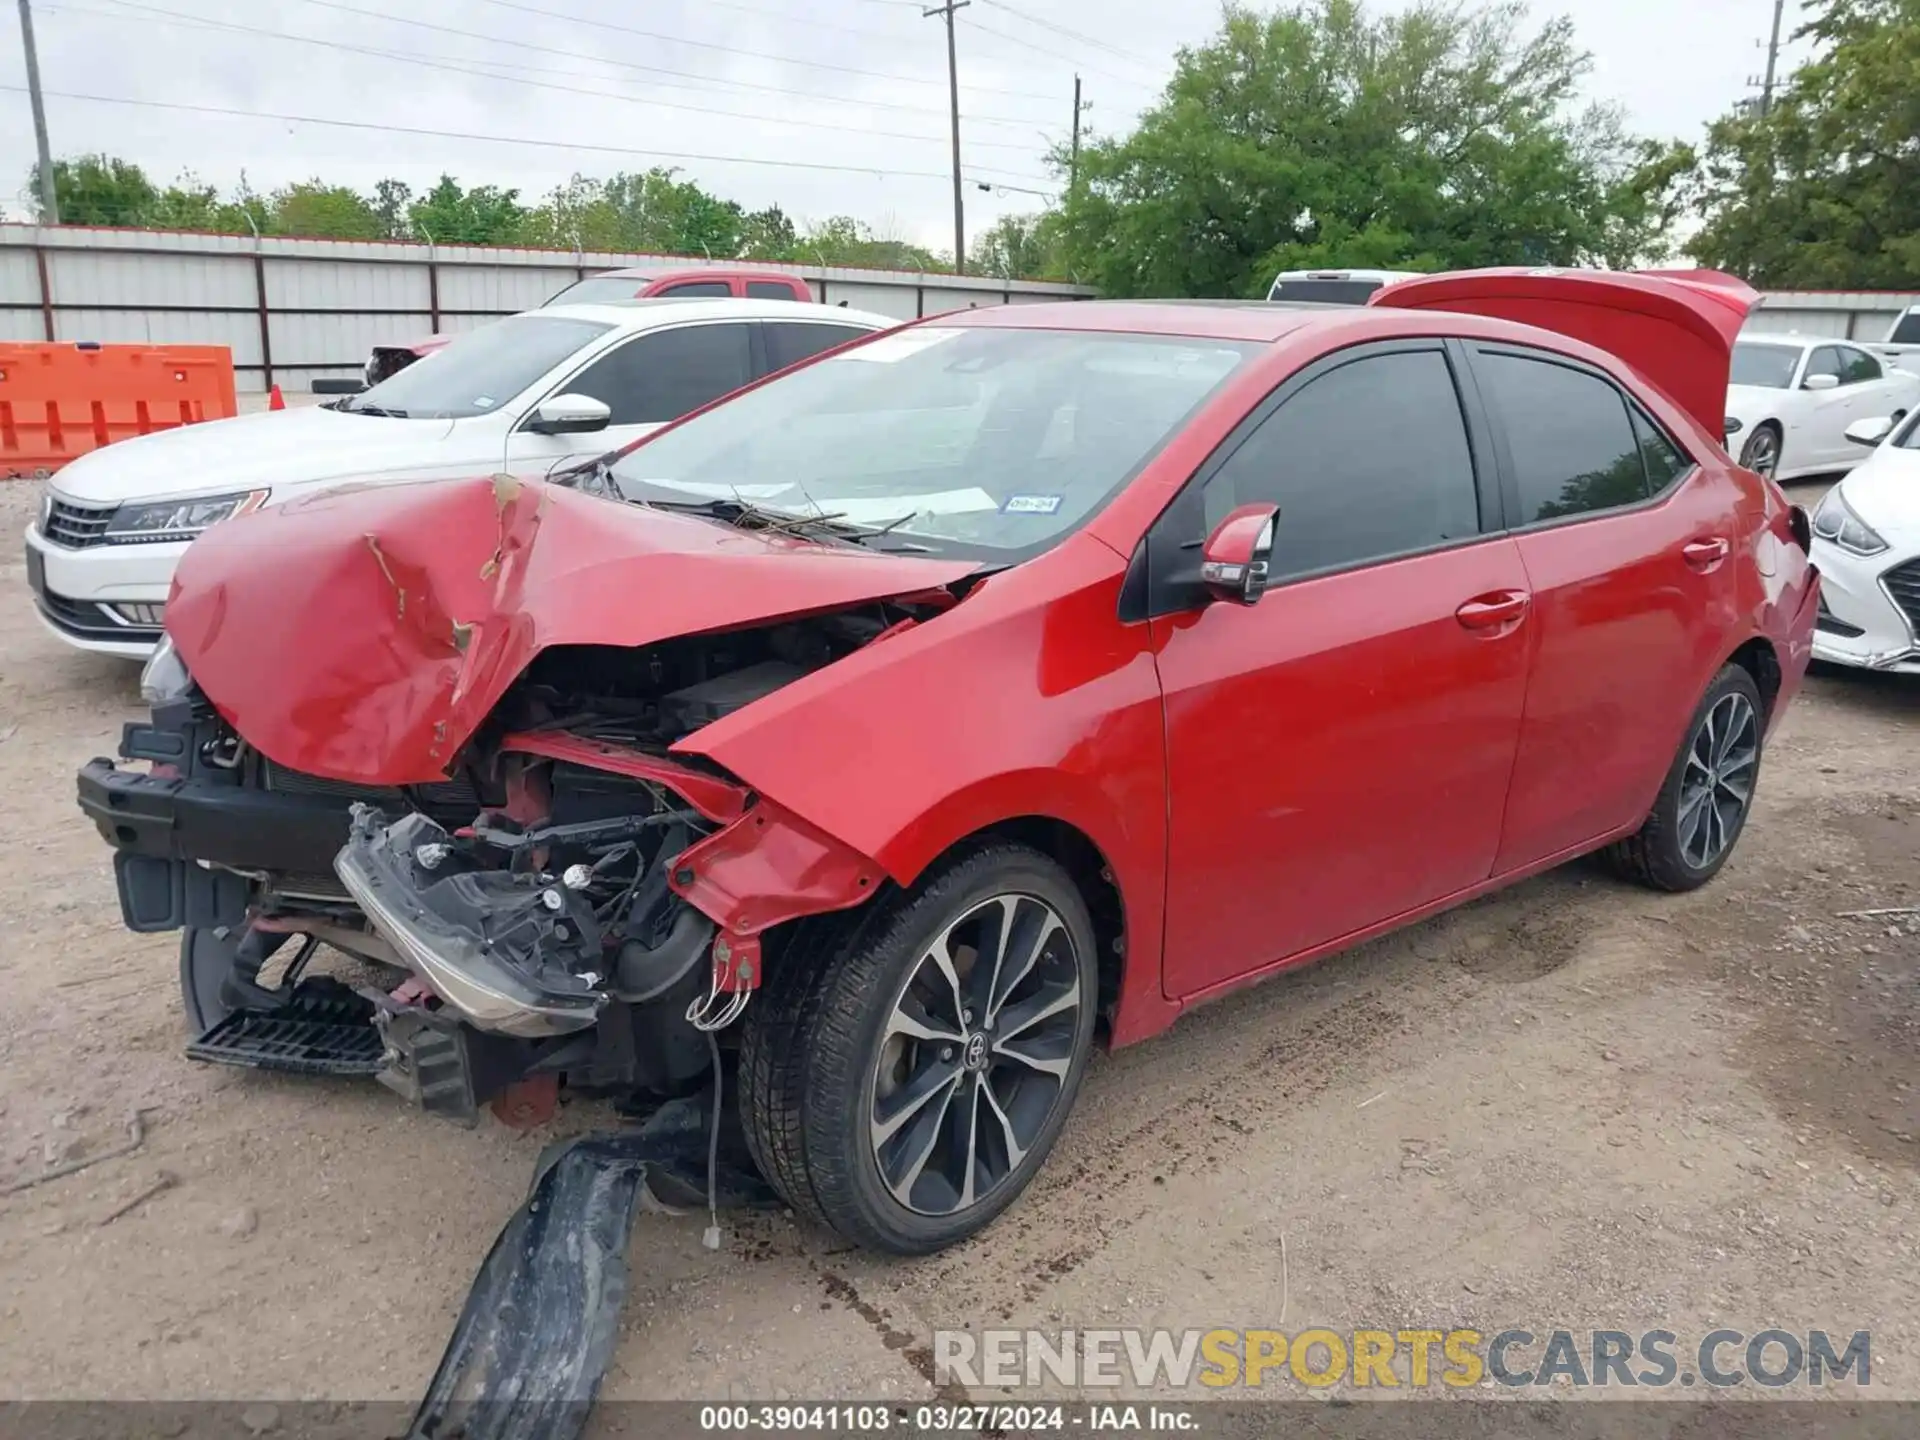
[405,1091,777,1440]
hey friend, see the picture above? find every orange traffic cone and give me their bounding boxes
[268,383,286,411]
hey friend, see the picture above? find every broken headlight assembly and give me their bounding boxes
[1811,486,1888,558]
[106,488,268,543]
[139,633,193,705]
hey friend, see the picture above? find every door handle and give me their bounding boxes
[1455,589,1530,630]
[1683,536,1731,571]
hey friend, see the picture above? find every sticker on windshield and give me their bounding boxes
[842,327,962,363]
[1001,494,1062,515]
[473,396,496,409]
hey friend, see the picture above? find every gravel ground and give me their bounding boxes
[0,474,1915,1407]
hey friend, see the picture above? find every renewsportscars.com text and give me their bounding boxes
[934,1327,1872,1391]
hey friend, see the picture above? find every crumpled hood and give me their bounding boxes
[49,406,472,506]
[166,475,977,785]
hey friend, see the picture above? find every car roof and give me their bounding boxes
[592,265,799,280]
[1735,333,1840,350]
[531,298,897,332]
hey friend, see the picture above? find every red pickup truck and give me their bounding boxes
[358,266,816,386]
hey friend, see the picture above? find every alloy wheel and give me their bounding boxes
[868,893,1083,1217]
[1678,691,1759,868]
[1744,428,1779,477]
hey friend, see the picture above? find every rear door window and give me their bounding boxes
[1202,347,1482,578]
[1838,345,1883,384]
[748,280,805,300]
[763,322,872,373]
[656,281,733,298]
[1890,311,1920,345]
[1477,350,1649,523]
[556,322,753,425]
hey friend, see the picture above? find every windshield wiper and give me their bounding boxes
[639,494,923,548]
[340,400,409,418]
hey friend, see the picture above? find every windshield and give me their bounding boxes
[1729,342,1802,389]
[1267,279,1383,305]
[607,326,1260,559]
[545,276,650,306]
[347,315,613,419]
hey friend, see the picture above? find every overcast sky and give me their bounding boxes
[0,0,1809,249]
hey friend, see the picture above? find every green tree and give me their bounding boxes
[1686,0,1920,286]
[970,213,1069,280]
[739,205,798,259]
[1052,0,1684,299]
[408,175,527,245]
[36,154,158,226]
[268,182,384,239]
[371,179,414,240]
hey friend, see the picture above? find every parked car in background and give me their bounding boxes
[1807,407,1920,674]
[359,266,819,386]
[1266,268,1423,305]
[27,298,892,657]
[77,268,1814,1256]
[1723,334,1920,481]
[1865,304,1920,368]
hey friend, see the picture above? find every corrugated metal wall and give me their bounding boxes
[0,225,1097,392]
[1743,291,1920,342]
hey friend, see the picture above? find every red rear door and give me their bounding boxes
[1463,341,1749,871]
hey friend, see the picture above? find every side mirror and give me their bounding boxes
[1803,372,1840,392]
[1200,503,1279,606]
[1845,415,1896,447]
[526,393,611,436]
[1723,416,1743,439]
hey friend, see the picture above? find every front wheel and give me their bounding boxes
[739,843,1099,1255]
[1738,422,1781,479]
[1605,664,1765,892]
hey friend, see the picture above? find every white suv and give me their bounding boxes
[26,298,893,657]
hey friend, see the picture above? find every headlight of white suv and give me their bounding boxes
[106,489,268,542]
[139,633,193,705]
[1811,487,1888,557]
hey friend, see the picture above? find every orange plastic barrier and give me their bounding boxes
[0,342,238,479]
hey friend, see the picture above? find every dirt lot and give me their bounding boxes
[1,476,1915,1405]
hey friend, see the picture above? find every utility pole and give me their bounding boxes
[924,0,968,273]
[1069,74,1083,194]
[16,0,58,224]
[1759,0,1787,116]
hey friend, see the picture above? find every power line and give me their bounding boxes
[4,83,1055,186]
[962,14,1156,95]
[974,0,1166,79]
[51,0,1054,154]
[347,0,1064,102]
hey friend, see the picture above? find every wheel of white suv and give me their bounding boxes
[739,842,1098,1255]
[1606,663,1765,892]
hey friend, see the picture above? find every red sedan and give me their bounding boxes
[80,268,1817,1255]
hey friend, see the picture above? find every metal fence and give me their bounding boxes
[1744,290,1920,343]
[0,225,1097,393]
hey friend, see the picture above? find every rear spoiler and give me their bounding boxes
[1370,268,1758,439]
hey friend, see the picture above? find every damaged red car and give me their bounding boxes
[78,269,1818,1255]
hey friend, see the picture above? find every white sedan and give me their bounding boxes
[1809,409,1920,674]
[1724,334,1920,481]
[25,298,893,658]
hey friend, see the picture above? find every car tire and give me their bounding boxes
[178,925,287,1035]
[1604,664,1766,893]
[1738,422,1782,478]
[739,842,1099,1255]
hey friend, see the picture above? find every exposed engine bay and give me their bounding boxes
[83,602,934,1120]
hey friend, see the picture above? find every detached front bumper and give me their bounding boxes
[77,749,356,933]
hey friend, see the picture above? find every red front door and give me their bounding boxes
[1154,542,1535,998]
[1143,341,1533,1001]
